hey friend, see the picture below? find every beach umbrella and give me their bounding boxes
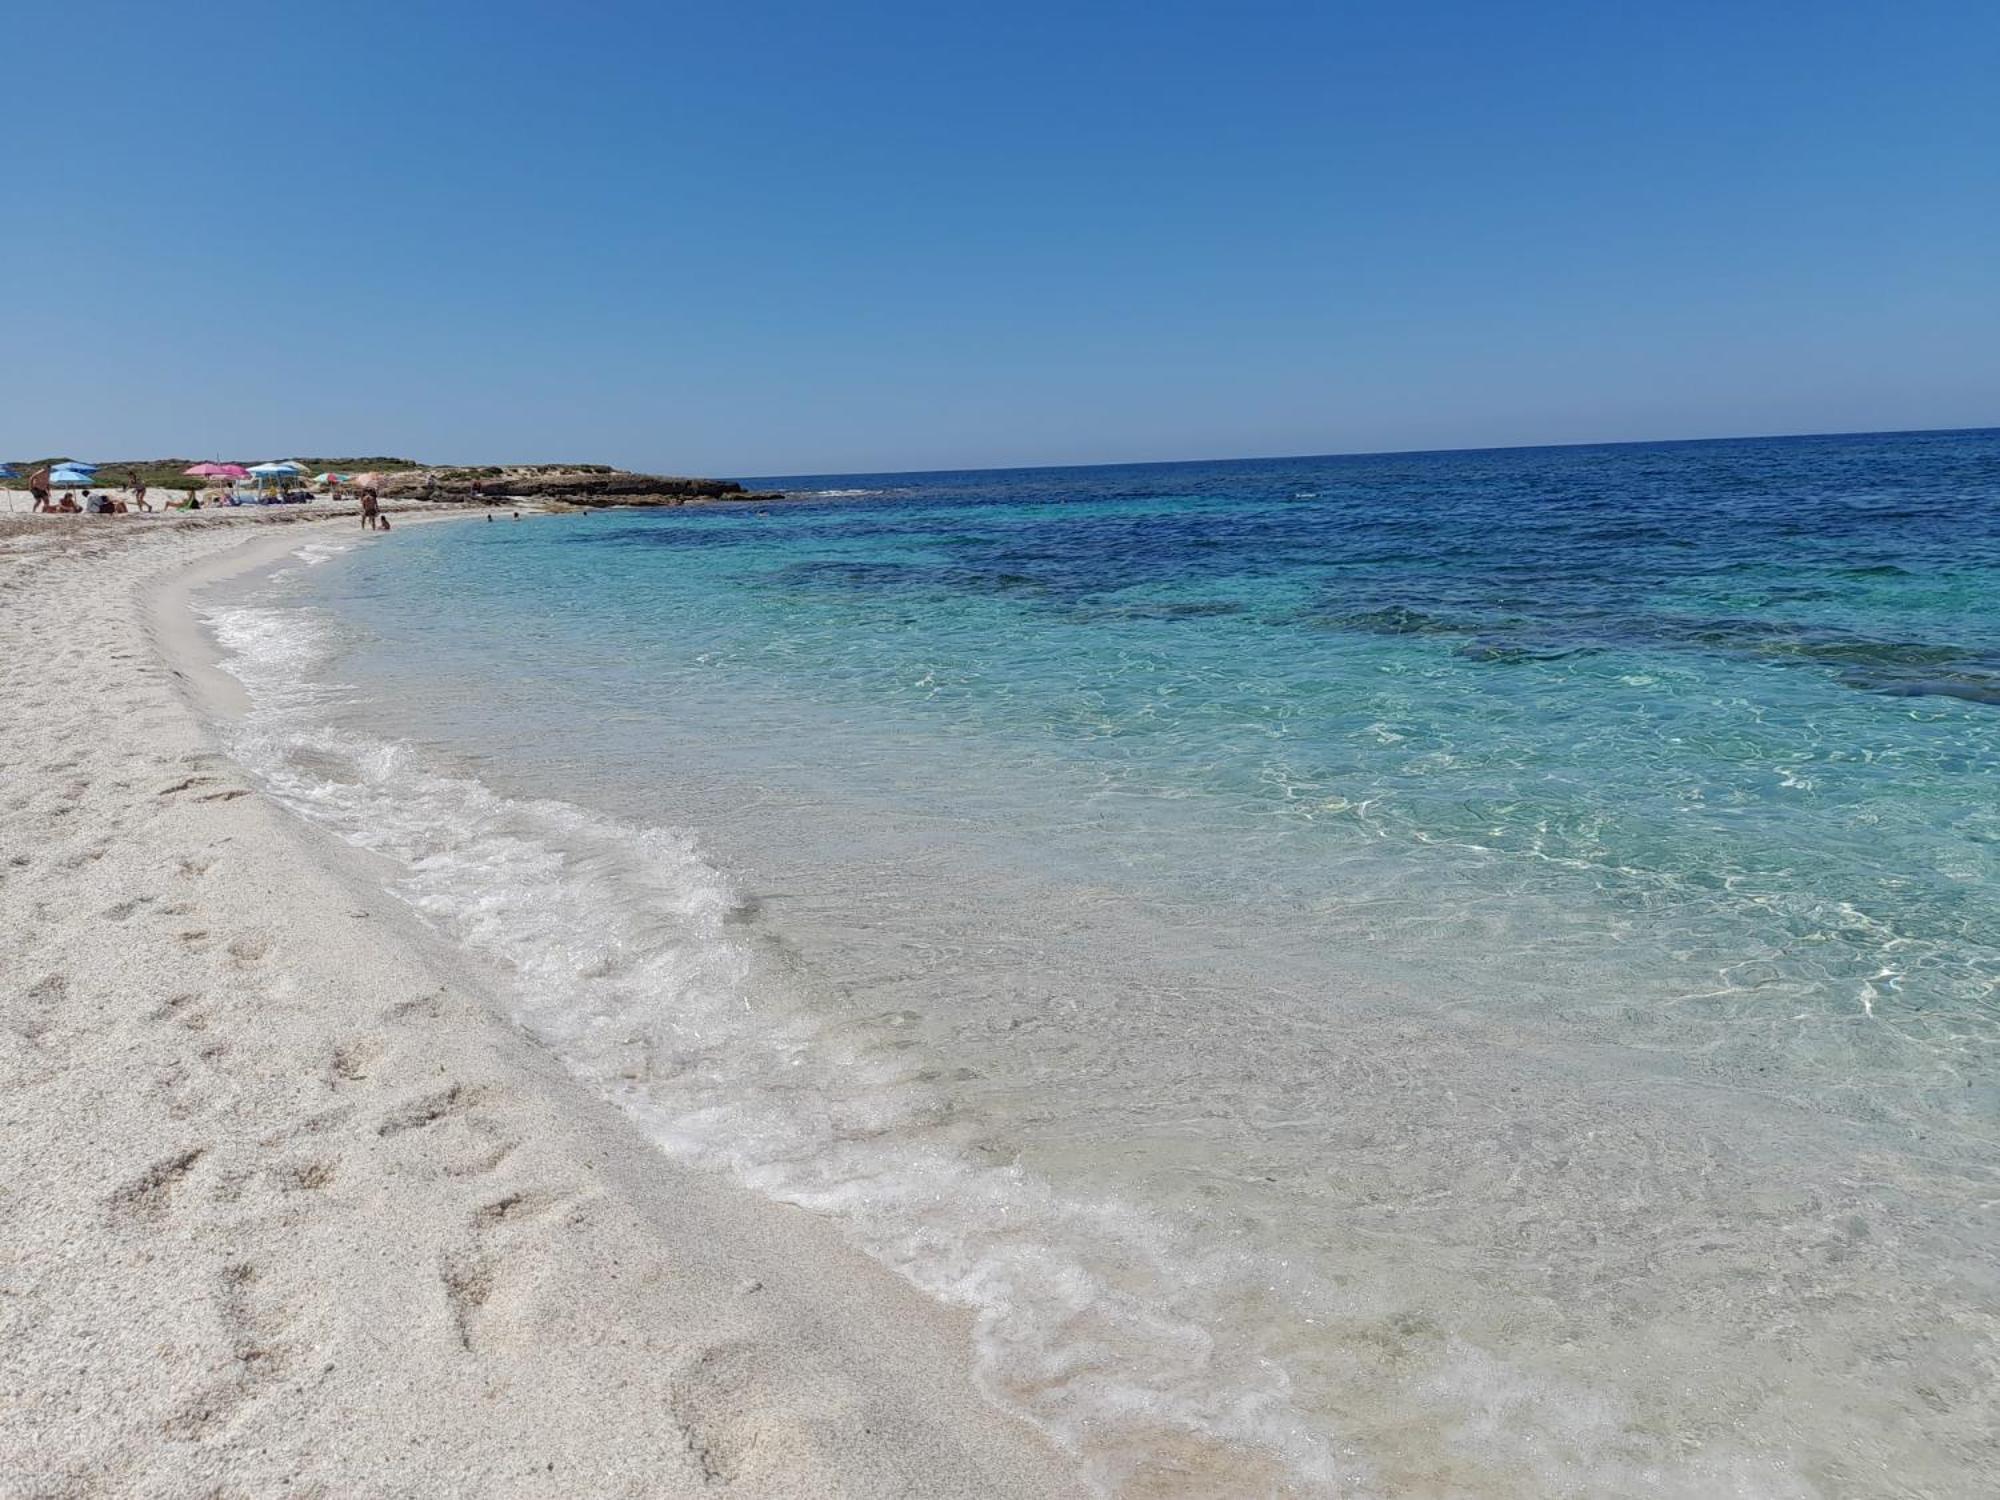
[248,462,306,493]
[252,460,306,474]
[50,465,97,487]
[352,472,386,489]
[185,462,250,479]
[0,464,19,479]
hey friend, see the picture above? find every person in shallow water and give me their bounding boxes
[359,487,381,530]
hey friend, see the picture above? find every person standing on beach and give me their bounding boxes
[28,466,50,511]
[360,487,381,530]
[129,470,151,511]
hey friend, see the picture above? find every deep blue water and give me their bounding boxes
[221,428,2000,1497]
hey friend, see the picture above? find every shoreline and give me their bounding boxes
[0,514,1089,1497]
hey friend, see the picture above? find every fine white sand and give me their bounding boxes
[0,511,1089,1498]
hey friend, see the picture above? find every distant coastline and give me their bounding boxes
[0,458,785,508]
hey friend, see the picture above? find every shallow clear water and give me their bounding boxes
[213,431,1999,1497]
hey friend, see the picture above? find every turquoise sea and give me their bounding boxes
[211,430,1999,1497]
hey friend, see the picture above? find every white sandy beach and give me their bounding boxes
[0,510,1089,1498]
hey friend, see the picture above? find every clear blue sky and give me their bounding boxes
[6,1,1994,476]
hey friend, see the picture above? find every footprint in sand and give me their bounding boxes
[439,1187,583,1353]
[438,1248,495,1352]
[382,990,448,1025]
[326,1036,384,1087]
[5,974,68,1046]
[669,1340,780,1486]
[108,1146,208,1223]
[161,1260,298,1441]
[272,1157,338,1194]
[149,992,209,1031]
[376,1081,490,1138]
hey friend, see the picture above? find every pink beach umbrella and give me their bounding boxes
[185,463,250,479]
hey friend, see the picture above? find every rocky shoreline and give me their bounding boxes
[373,465,785,508]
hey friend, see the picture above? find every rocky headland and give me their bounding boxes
[371,465,785,507]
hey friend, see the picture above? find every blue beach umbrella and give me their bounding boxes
[249,461,306,493]
[50,465,97,487]
[0,464,19,479]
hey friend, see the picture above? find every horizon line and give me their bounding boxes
[733,422,1997,483]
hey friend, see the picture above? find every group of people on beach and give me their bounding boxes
[27,467,157,515]
[21,464,391,523]
[17,464,533,533]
